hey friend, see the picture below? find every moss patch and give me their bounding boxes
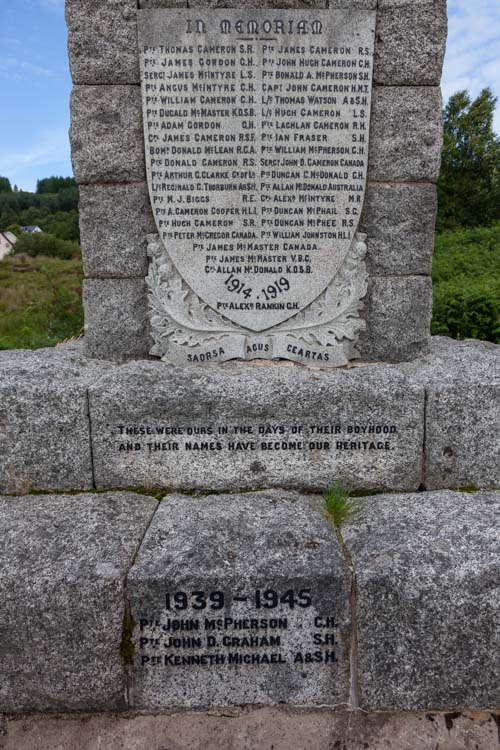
[120,610,136,665]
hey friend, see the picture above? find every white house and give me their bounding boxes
[21,225,42,234]
[0,231,17,260]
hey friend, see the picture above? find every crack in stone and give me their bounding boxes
[333,524,360,708]
[421,387,429,490]
[122,497,163,708]
[85,387,97,490]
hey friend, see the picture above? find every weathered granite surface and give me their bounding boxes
[374,0,447,85]
[70,86,145,184]
[358,276,432,362]
[127,491,351,708]
[139,0,331,7]
[0,492,158,713]
[80,183,155,278]
[1,708,498,750]
[369,87,443,182]
[83,279,152,361]
[66,0,139,85]
[344,490,500,710]
[361,184,437,276]
[0,345,109,494]
[88,360,424,492]
[399,337,500,490]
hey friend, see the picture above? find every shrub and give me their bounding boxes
[13,232,80,260]
[432,223,500,343]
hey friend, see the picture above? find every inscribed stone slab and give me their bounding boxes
[0,492,158,713]
[127,491,351,708]
[138,9,376,365]
[89,360,424,492]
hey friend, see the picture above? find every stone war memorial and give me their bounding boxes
[1,1,500,748]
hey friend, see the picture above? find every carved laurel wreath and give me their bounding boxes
[146,234,368,357]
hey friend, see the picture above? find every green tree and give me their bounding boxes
[437,88,500,231]
[13,232,80,260]
[36,176,77,194]
[0,177,12,193]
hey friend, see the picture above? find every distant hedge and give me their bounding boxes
[13,233,80,261]
[432,224,500,343]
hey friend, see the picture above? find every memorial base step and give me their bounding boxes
[1,707,498,750]
[0,489,498,719]
[0,336,498,495]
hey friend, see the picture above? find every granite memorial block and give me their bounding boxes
[88,360,425,492]
[0,492,158,713]
[127,491,352,708]
[69,1,447,364]
[6,0,499,739]
[400,337,500,490]
[344,490,500,710]
[0,344,110,494]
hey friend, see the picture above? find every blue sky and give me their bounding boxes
[0,0,499,192]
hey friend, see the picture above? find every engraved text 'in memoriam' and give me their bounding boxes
[139,10,375,332]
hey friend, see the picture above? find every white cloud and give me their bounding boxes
[442,0,500,133]
[38,0,64,12]
[0,57,56,80]
[0,127,70,177]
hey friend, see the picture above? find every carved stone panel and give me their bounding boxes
[139,9,375,366]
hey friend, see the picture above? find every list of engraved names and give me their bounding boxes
[139,11,375,330]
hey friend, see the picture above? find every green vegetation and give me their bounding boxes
[13,232,80,261]
[432,223,500,343]
[0,254,83,350]
[120,611,136,664]
[0,175,79,242]
[437,88,500,232]
[2,104,500,355]
[0,177,12,194]
[323,482,363,530]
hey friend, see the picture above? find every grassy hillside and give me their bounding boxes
[0,254,83,350]
[0,223,499,351]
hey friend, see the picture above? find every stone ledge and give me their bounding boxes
[344,489,500,710]
[0,337,498,494]
[88,359,425,492]
[0,491,158,713]
[0,343,110,494]
[1,708,498,750]
[399,337,500,490]
[0,488,498,719]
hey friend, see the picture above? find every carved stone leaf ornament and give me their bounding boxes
[138,9,376,366]
[146,233,368,361]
